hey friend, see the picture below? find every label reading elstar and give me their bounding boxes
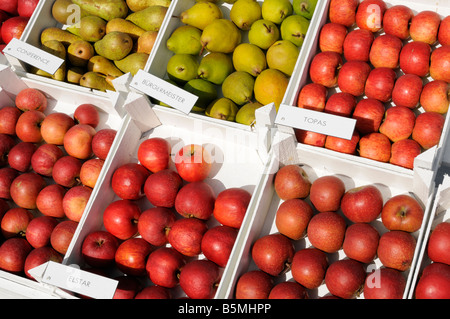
[131,70,198,114]
[275,104,357,140]
[3,38,65,75]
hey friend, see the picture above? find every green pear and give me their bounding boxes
[40,27,82,47]
[183,78,218,113]
[179,2,223,30]
[67,40,95,67]
[248,19,280,50]
[71,0,128,21]
[266,40,299,76]
[200,19,242,54]
[293,0,318,20]
[88,55,124,77]
[79,71,115,91]
[232,43,267,77]
[205,98,238,121]
[126,0,172,12]
[67,16,107,42]
[94,31,133,60]
[114,52,149,75]
[52,0,89,25]
[222,71,255,105]
[166,54,199,84]
[280,14,310,47]
[235,101,263,125]
[230,0,262,31]
[261,0,293,24]
[166,25,203,55]
[126,5,168,31]
[106,18,146,41]
[197,52,234,85]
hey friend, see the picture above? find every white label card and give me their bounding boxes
[275,104,357,140]
[131,70,198,114]
[3,38,65,75]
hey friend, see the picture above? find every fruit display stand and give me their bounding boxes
[0,65,125,298]
[220,130,438,299]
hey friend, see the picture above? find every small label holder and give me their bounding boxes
[3,38,65,75]
[131,69,198,114]
[275,104,357,140]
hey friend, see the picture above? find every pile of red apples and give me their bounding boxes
[79,138,252,299]
[295,0,449,170]
[0,0,40,50]
[235,163,427,299]
[0,86,117,281]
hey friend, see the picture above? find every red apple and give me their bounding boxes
[1,207,33,238]
[137,137,171,173]
[364,267,406,299]
[0,0,18,15]
[352,98,385,135]
[307,211,346,253]
[1,16,28,44]
[175,181,215,220]
[201,225,238,267]
[167,217,207,257]
[102,199,141,240]
[325,258,366,299]
[420,80,449,114]
[40,112,75,145]
[430,45,450,83]
[328,0,359,27]
[251,233,295,276]
[364,67,397,102]
[143,169,182,208]
[0,133,15,167]
[174,144,212,182]
[134,285,172,299]
[112,275,142,299]
[342,222,380,263]
[379,106,416,142]
[137,207,176,247]
[382,5,414,40]
[369,34,403,69]
[438,15,450,45]
[235,270,274,299]
[415,262,450,299]
[324,129,360,155]
[342,28,374,62]
[341,184,383,223]
[355,0,386,32]
[15,110,45,143]
[179,259,221,299]
[268,281,308,299]
[291,247,328,289]
[213,187,252,229]
[337,60,371,97]
[392,74,423,109]
[50,220,78,255]
[399,41,431,77]
[410,10,441,45]
[412,111,445,150]
[309,175,345,213]
[275,198,313,240]
[0,106,21,135]
[24,246,63,281]
[30,143,64,176]
[8,141,36,172]
[17,0,39,18]
[427,222,450,265]
[15,88,47,112]
[390,139,422,170]
[319,22,348,54]
[91,128,116,160]
[381,194,424,233]
[324,92,357,117]
[25,216,58,249]
[112,162,150,200]
[10,172,46,209]
[294,129,327,147]
[358,132,392,163]
[63,124,97,160]
[296,83,327,112]
[0,167,18,200]
[81,230,119,268]
[80,158,104,188]
[309,51,343,88]
[146,247,186,288]
[36,184,66,218]
[274,164,311,200]
[115,237,153,276]
[377,230,416,271]
[73,103,99,128]
[0,237,32,274]
[52,155,82,187]
[63,185,92,222]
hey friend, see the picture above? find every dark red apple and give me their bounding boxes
[399,41,431,77]
[379,106,416,142]
[412,111,445,150]
[10,172,46,209]
[63,124,97,160]
[179,259,221,299]
[337,60,371,97]
[309,175,345,213]
[352,98,385,135]
[201,225,238,268]
[377,230,416,271]
[420,80,449,114]
[268,281,308,299]
[134,285,172,299]
[0,133,15,167]
[30,143,64,176]
[137,137,171,173]
[275,198,313,240]
[427,222,450,265]
[79,158,104,188]
[369,34,403,69]
[0,0,18,15]
[137,207,176,246]
[0,106,22,135]
[40,112,75,145]
[15,110,45,143]
[291,247,328,289]
[167,217,207,257]
[381,194,424,233]
[102,199,141,240]
[295,129,327,147]
[364,67,397,103]
[324,130,360,155]
[15,87,47,112]
[81,230,119,268]
[342,28,374,62]
[342,222,380,263]
[235,270,274,299]
[174,144,212,182]
[35,184,66,218]
[382,5,414,40]
[25,215,58,248]
[355,0,387,33]
[358,132,392,163]
[0,167,18,200]
[90,129,115,161]
[390,139,422,170]
[296,83,328,112]
[112,275,142,299]
[324,92,357,117]
[62,185,92,222]
[364,267,406,299]
[0,207,33,238]
[340,184,383,223]
[274,164,311,200]
[319,22,348,54]
[111,162,150,200]
[73,103,99,128]
[52,155,82,188]
[146,246,186,288]
[213,187,252,229]
[143,169,182,208]
[410,10,441,45]
[1,16,28,44]
[328,0,359,27]
[175,181,215,220]
[50,220,78,255]
[115,237,153,276]
[392,74,423,109]
[24,246,63,281]
[0,237,32,274]
[438,15,450,45]
[307,211,346,253]
[415,262,450,299]
[430,45,450,83]
[17,0,39,17]
[325,259,366,299]
[8,141,36,172]
[309,51,343,88]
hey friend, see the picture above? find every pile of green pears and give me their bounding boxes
[160,0,317,126]
[32,0,172,92]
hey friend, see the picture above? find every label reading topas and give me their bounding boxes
[3,38,65,75]
[131,70,198,114]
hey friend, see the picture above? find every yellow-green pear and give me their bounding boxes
[71,0,129,21]
[232,43,267,77]
[52,0,89,25]
[230,0,262,31]
[183,78,218,113]
[222,71,255,105]
[166,54,199,84]
[106,18,146,41]
[280,14,310,47]
[126,5,168,31]
[200,19,242,54]
[79,71,116,91]
[40,27,82,47]
[88,55,124,77]
[114,52,149,75]
[126,0,172,12]
[235,101,263,125]
[261,0,293,24]
[248,19,280,50]
[266,40,299,76]
[254,68,289,111]
[67,16,107,42]
[67,66,85,83]
[197,52,234,85]
[166,25,202,55]
[179,2,223,30]
[205,98,238,121]
[94,31,133,61]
